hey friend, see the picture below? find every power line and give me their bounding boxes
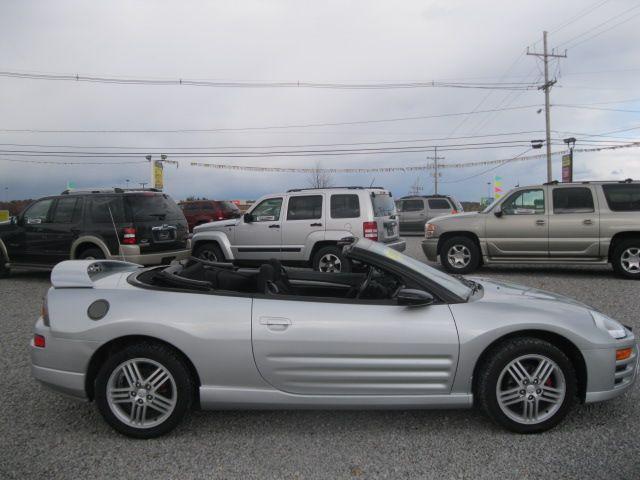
[548,0,613,35]
[555,105,640,113]
[440,148,534,184]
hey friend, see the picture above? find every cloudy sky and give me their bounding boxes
[0,0,638,202]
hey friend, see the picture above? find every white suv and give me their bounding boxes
[191,187,406,272]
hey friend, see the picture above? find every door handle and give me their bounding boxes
[310,222,322,227]
[268,224,280,229]
[535,219,546,225]
[583,219,593,225]
[259,317,291,330]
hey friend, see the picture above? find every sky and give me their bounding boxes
[0,0,639,203]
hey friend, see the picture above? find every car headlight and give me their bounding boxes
[591,311,627,339]
[425,223,438,238]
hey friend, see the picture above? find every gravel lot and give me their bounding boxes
[1,236,638,479]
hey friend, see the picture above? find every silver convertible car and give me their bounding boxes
[31,238,637,438]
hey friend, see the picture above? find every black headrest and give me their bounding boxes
[259,263,276,281]
[269,258,283,279]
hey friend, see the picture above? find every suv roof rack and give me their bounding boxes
[61,187,161,195]
[399,194,449,199]
[286,186,386,192]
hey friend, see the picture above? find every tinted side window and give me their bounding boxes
[287,195,323,220]
[428,199,451,209]
[553,188,594,213]
[127,194,183,221]
[502,189,545,215]
[251,198,283,221]
[602,184,640,211]
[330,194,360,219]
[403,200,424,212]
[23,198,54,224]
[52,197,80,223]
[89,196,126,223]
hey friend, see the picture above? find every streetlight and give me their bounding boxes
[531,139,544,150]
[125,179,130,189]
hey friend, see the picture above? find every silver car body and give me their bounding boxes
[191,187,406,263]
[397,195,463,233]
[31,241,637,410]
[422,181,640,265]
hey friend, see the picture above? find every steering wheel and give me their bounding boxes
[356,267,375,299]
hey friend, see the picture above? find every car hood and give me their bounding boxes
[193,218,239,233]
[430,211,479,223]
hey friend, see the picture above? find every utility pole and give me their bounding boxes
[527,31,566,182]
[427,146,445,194]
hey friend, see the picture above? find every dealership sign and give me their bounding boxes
[562,153,573,183]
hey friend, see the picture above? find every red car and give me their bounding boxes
[180,200,242,231]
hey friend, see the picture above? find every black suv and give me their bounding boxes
[0,188,190,276]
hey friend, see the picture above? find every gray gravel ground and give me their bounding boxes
[1,236,638,479]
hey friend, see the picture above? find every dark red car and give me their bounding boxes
[180,200,242,231]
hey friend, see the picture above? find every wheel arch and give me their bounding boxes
[85,335,202,406]
[70,236,111,259]
[191,231,234,260]
[607,231,640,262]
[471,329,588,403]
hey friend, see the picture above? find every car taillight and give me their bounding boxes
[41,296,50,327]
[363,221,378,241]
[34,334,46,348]
[122,227,137,244]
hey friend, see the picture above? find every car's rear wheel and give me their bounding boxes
[95,342,194,438]
[194,242,224,262]
[312,246,351,273]
[77,247,105,260]
[612,239,640,279]
[477,337,576,433]
[0,253,10,278]
[440,236,480,274]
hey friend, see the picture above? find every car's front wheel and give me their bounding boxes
[611,238,640,279]
[95,342,194,438]
[477,337,576,433]
[440,236,480,274]
[312,246,351,273]
[193,242,224,262]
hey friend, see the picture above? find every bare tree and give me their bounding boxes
[306,162,334,189]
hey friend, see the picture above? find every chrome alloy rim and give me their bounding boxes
[621,247,640,273]
[318,253,342,272]
[107,358,177,429]
[496,354,566,425]
[447,245,471,268]
[198,249,218,262]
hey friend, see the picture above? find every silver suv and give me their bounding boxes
[191,186,406,272]
[422,180,640,278]
[396,195,463,233]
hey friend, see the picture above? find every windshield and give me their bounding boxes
[357,239,472,300]
[126,194,184,221]
[481,196,502,213]
[371,193,396,217]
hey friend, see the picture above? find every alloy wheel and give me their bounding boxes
[496,354,566,425]
[106,358,177,429]
[318,253,342,273]
[447,245,471,269]
[198,249,218,262]
[621,247,640,274]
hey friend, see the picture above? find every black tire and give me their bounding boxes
[0,250,10,278]
[77,247,105,260]
[193,242,224,262]
[477,337,577,434]
[312,245,351,273]
[95,342,194,439]
[611,238,640,279]
[440,236,480,274]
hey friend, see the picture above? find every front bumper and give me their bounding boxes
[383,238,406,252]
[421,238,439,262]
[584,341,638,403]
[111,244,191,266]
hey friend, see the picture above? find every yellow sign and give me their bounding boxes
[0,210,8,222]
[153,160,164,190]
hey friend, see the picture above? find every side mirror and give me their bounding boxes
[494,206,503,218]
[243,213,254,223]
[396,288,434,307]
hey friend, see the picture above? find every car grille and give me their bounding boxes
[614,345,638,389]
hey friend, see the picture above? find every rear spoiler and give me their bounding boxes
[51,260,141,288]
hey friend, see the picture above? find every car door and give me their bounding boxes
[280,194,325,261]
[484,187,549,257]
[44,196,84,263]
[14,198,55,264]
[251,297,459,396]
[399,199,425,231]
[233,196,284,260]
[548,186,600,257]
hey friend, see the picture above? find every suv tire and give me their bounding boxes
[0,252,10,278]
[77,247,105,260]
[611,238,640,279]
[440,236,480,274]
[95,342,194,439]
[194,242,224,262]
[313,246,351,273]
[477,337,576,434]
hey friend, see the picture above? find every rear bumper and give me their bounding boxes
[111,243,191,265]
[383,238,406,252]
[421,238,439,261]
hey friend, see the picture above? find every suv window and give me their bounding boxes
[371,193,396,217]
[89,196,126,223]
[502,189,545,215]
[331,194,360,219]
[52,197,80,223]
[219,201,241,214]
[553,187,594,213]
[23,198,54,224]
[182,203,199,211]
[287,195,323,220]
[402,199,424,212]
[428,199,451,210]
[602,184,640,211]
[127,194,183,221]
[251,197,283,221]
